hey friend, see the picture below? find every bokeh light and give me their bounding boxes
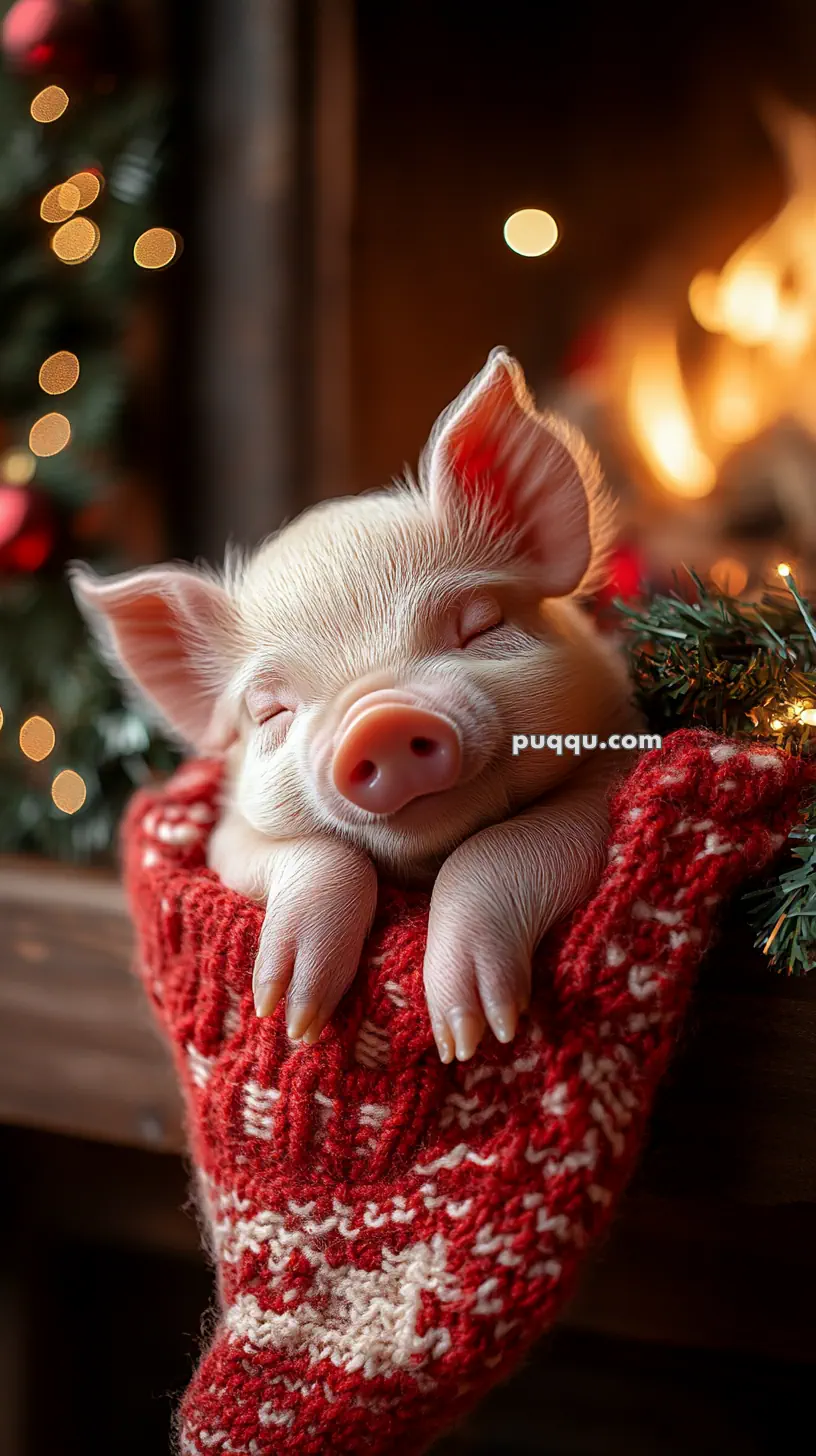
[38,351,80,395]
[688,270,723,332]
[41,181,81,224]
[717,261,779,347]
[0,706,4,732]
[0,447,36,485]
[30,86,69,123]
[51,216,100,265]
[503,209,559,257]
[29,412,71,457]
[19,715,56,762]
[61,171,102,210]
[51,769,87,814]
[800,707,816,727]
[709,557,748,596]
[777,562,792,577]
[133,227,181,269]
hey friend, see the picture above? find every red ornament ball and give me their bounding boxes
[1,0,59,68]
[0,485,55,572]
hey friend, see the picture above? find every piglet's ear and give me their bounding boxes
[423,348,598,597]
[68,563,242,753]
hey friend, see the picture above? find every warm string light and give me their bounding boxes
[503,209,559,257]
[40,171,102,226]
[12,710,87,813]
[29,354,80,460]
[29,411,71,457]
[770,699,816,731]
[41,181,81,224]
[30,86,69,123]
[764,564,816,735]
[51,769,87,815]
[0,447,36,485]
[51,216,100,264]
[39,350,80,394]
[133,226,182,270]
[19,715,56,762]
[63,170,102,210]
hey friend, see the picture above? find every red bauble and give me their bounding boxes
[1,0,124,83]
[0,486,55,572]
[1,0,60,70]
[593,541,645,613]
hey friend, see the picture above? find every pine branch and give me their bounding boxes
[615,570,816,974]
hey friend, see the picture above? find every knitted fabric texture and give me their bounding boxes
[122,729,811,1455]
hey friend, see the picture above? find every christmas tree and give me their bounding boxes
[0,0,179,860]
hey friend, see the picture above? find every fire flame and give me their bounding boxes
[624,101,816,497]
[627,331,716,497]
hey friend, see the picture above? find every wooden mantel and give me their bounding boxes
[2,851,816,1364]
[0,856,183,1154]
[2,851,815,1202]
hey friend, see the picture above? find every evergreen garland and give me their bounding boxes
[614,568,816,975]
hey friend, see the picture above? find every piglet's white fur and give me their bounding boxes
[70,350,639,1063]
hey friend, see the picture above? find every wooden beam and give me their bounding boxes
[194,0,303,556]
[310,0,356,500]
[192,0,356,558]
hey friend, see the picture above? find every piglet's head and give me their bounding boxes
[70,350,621,880]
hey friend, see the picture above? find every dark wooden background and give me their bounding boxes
[5,2,816,1451]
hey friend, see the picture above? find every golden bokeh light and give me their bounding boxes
[0,706,3,732]
[503,209,559,257]
[709,557,748,596]
[51,769,87,815]
[0,447,36,485]
[710,388,759,444]
[688,270,723,332]
[19,715,56,762]
[29,412,71,458]
[61,171,102,210]
[134,227,181,270]
[30,86,69,123]
[777,562,792,577]
[51,216,100,265]
[800,707,816,727]
[38,351,80,395]
[770,718,784,731]
[40,181,81,224]
[717,261,779,347]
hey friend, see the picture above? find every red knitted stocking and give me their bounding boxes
[122,729,811,1455]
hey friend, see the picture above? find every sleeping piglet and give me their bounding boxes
[70,349,640,1064]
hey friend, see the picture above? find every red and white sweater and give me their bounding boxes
[122,729,810,1454]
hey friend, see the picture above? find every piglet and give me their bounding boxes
[70,350,639,1064]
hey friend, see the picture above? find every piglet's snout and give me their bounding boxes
[331,698,462,814]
